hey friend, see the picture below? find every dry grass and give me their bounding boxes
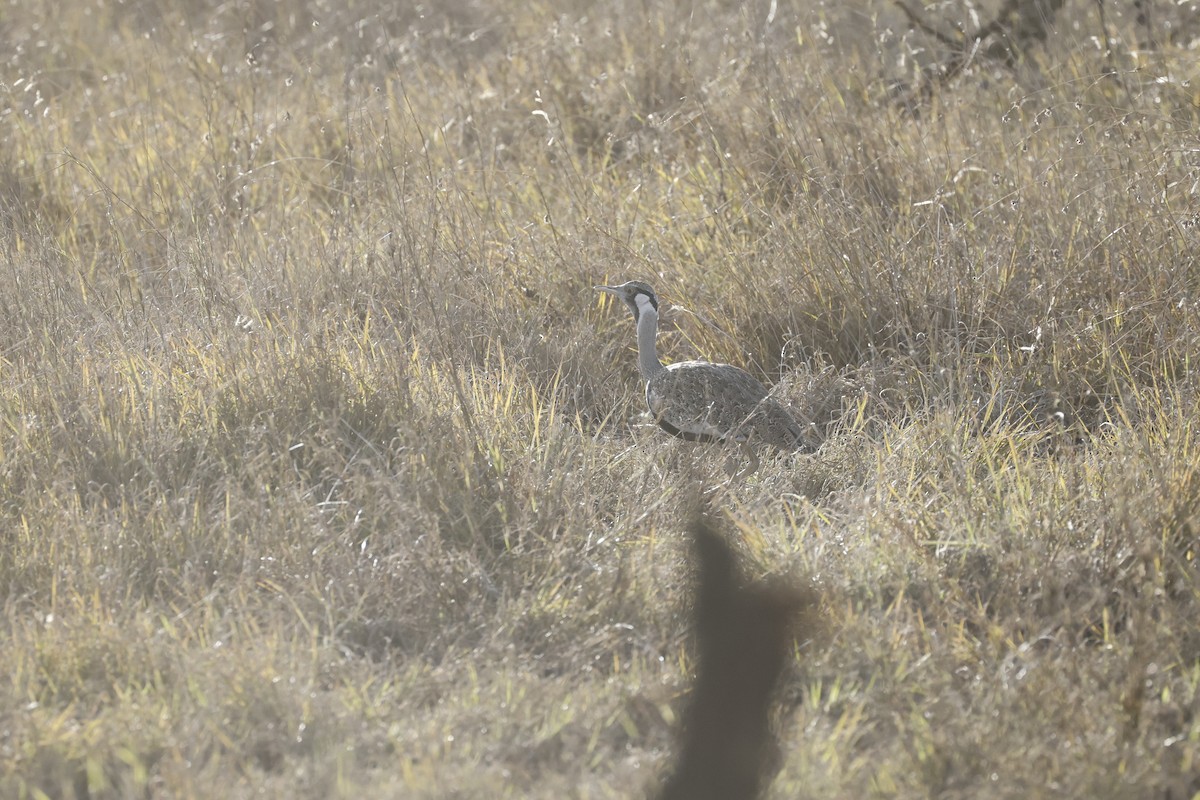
[2,0,1200,797]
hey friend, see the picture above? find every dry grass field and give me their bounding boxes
[3,0,1200,797]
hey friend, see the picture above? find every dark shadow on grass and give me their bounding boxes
[657,513,819,800]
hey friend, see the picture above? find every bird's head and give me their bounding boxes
[594,280,659,323]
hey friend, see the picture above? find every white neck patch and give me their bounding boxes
[635,293,656,317]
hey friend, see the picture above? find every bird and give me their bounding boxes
[594,280,808,454]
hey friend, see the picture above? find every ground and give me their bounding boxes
[1,1,1199,797]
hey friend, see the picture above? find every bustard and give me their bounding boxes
[595,280,808,454]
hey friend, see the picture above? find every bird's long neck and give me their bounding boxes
[635,295,666,379]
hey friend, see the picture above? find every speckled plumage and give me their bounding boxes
[646,360,805,449]
[595,280,807,451]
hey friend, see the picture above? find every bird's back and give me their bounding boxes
[646,361,806,451]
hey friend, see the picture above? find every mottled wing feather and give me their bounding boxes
[645,361,805,450]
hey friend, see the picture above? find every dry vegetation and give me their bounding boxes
[3,0,1200,796]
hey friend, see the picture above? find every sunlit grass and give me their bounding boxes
[1,1,1199,797]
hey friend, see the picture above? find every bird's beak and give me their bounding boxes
[593,285,617,294]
